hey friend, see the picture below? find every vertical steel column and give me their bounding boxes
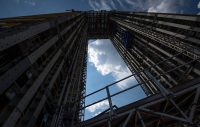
[106,86,113,127]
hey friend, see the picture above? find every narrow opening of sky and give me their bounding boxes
[85,39,146,120]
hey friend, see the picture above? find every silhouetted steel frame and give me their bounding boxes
[109,12,200,96]
[80,80,200,127]
[81,52,199,109]
[1,11,200,127]
[76,50,200,127]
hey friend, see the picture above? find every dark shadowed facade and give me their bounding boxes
[0,10,200,127]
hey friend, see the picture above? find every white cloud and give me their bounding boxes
[110,0,117,9]
[117,0,125,8]
[86,100,109,113]
[87,0,182,13]
[147,0,175,13]
[198,1,200,15]
[88,39,137,89]
[24,0,36,6]
[198,1,200,14]
[88,0,115,10]
[93,111,102,116]
[125,0,136,6]
[16,0,36,6]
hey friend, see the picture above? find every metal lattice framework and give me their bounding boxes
[75,50,200,127]
[0,10,200,127]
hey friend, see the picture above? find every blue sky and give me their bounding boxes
[85,40,146,119]
[0,0,200,18]
[0,0,200,121]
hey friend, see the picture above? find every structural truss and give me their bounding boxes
[0,10,199,127]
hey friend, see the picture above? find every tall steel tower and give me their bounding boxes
[0,10,200,127]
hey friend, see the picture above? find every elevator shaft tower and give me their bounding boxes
[0,11,200,127]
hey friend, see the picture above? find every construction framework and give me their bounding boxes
[0,10,200,127]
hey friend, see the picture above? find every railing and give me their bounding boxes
[83,74,144,120]
[77,50,200,123]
